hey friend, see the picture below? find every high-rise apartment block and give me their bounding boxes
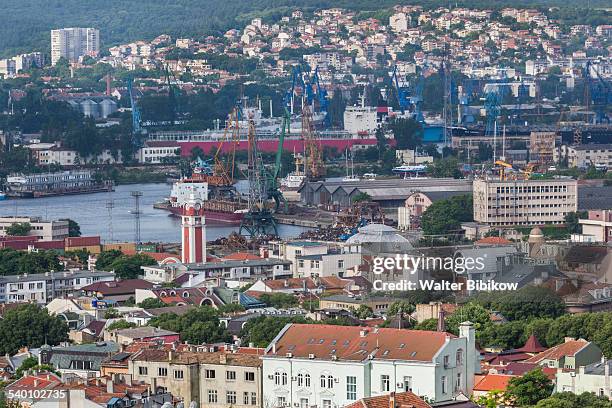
[473,178,578,227]
[51,27,100,65]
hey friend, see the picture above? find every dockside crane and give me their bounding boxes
[583,61,612,124]
[126,76,142,147]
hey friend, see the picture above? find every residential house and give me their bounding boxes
[262,323,479,406]
[524,338,602,371]
[40,342,120,378]
[129,349,263,408]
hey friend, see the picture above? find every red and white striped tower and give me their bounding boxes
[181,194,206,264]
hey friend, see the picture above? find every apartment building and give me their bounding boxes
[269,241,361,277]
[556,359,612,397]
[51,27,100,65]
[263,323,478,406]
[579,210,612,243]
[137,141,181,164]
[0,216,69,241]
[0,270,115,304]
[566,144,612,169]
[473,179,578,227]
[129,349,263,408]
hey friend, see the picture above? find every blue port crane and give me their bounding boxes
[391,65,411,114]
[126,76,142,146]
[584,61,612,124]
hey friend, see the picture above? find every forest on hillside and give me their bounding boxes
[0,0,610,58]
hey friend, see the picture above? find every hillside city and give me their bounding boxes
[0,2,611,408]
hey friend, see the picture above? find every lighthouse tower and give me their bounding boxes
[181,194,206,264]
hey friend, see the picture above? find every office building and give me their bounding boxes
[0,216,69,241]
[473,178,578,227]
[51,28,100,65]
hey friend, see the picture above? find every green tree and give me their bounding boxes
[0,304,68,355]
[421,194,473,236]
[240,315,310,348]
[564,211,588,234]
[95,250,156,279]
[217,303,246,314]
[138,298,168,309]
[0,248,63,276]
[387,301,415,317]
[106,320,136,331]
[6,222,31,236]
[259,293,298,308]
[389,118,423,150]
[445,302,491,336]
[149,306,230,344]
[506,369,553,406]
[104,308,120,319]
[354,304,374,319]
[60,219,81,237]
[14,356,57,378]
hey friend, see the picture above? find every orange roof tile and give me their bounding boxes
[345,391,431,408]
[267,324,455,362]
[223,252,262,261]
[473,374,515,392]
[525,339,590,364]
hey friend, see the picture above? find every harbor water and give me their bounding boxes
[0,183,310,243]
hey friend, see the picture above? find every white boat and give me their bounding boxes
[281,152,306,190]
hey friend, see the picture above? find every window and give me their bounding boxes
[251,392,257,406]
[244,392,250,405]
[381,375,390,392]
[138,366,148,376]
[337,260,344,269]
[174,370,184,380]
[226,391,237,405]
[442,376,448,393]
[323,400,332,408]
[275,371,287,385]
[245,371,255,382]
[205,369,216,379]
[226,370,236,380]
[300,398,309,408]
[298,260,304,268]
[158,367,167,377]
[456,349,463,365]
[304,374,311,387]
[444,355,450,367]
[282,372,288,385]
[347,376,357,400]
[403,376,412,392]
[456,373,462,391]
[327,375,334,389]
[320,374,326,388]
[208,390,218,403]
[297,373,304,387]
[277,396,286,407]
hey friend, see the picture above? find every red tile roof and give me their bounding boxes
[81,279,154,295]
[267,324,454,362]
[473,374,514,392]
[476,237,512,245]
[223,252,262,261]
[525,339,590,364]
[345,391,431,408]
[6,372,62,391]
[515,334,546,354]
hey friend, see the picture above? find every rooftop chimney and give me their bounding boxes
[437,309,446,332]
[389,392,396,408]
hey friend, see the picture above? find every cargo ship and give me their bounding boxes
[153,177,247,224]
[4,170,113,198]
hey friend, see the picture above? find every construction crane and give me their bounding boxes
[302,105,325,181]
[192,108,241,198]
[310,67,330,126]
[495,160,534,181]
[126,77,142,146]
[484,89,502,137]
[239,117,278,237]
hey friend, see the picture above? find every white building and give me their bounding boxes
[566,144,612,169]
[263,322,478,407]
[473,179,578,227]
[390,13,410,32]
[343,106,379,135]
[51,28,100,65]
[556,360,612,397]
[0,270,115,304]
[0,216,69,241]
[268,241,361,277]
[137,141,181,164]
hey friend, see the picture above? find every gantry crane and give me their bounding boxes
[495,160,535,181]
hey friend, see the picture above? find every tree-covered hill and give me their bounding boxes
[1,0,610,58]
